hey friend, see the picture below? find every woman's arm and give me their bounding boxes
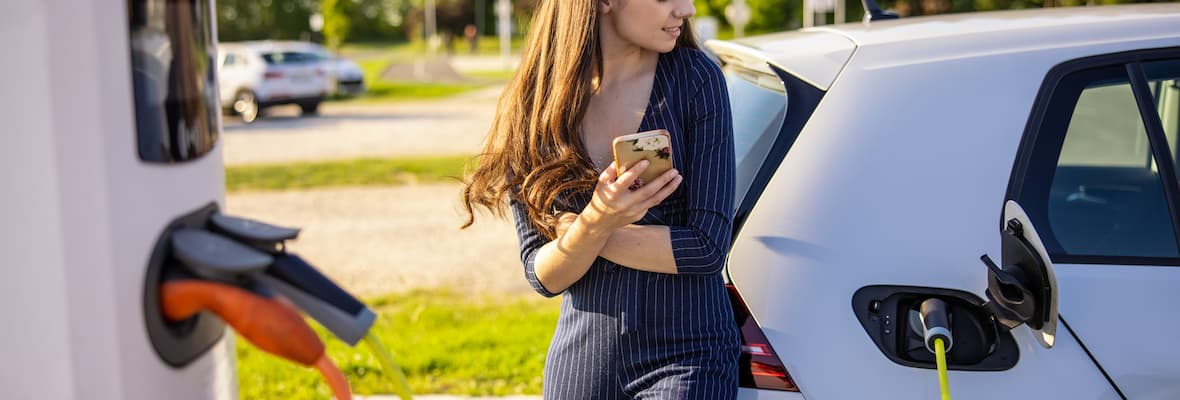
[516,161,682,296]
[663,56,736,275]
[555,218,678,274]
[526,209,614,295]
[601,225,677,274]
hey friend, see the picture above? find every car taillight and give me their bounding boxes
[263,70,283,79]
[727,284,799,392]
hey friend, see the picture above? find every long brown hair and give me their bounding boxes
[461,0,698,239]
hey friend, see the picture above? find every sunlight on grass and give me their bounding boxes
[225,156,472,193]
[345,58,502,103]
[340,37,525,60]
[237,290,559,399]
[360,81,488,102]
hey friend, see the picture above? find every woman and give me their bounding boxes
[461,0,738,398]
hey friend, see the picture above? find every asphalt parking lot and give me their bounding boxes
[220,86,503,166]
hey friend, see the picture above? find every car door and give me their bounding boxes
[1007,49,1180,400]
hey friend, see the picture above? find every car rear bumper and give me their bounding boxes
[737,388,806,400]
[254,80,328,102]
[335,79,365,96]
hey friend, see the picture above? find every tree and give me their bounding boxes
[322,0,353,50]
[694,0,732,27]
[344,0,407,43]
[403,0,477,44]
[747,0,795,33]
[216,0,318,41]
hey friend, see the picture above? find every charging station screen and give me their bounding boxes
[128,0,220,163]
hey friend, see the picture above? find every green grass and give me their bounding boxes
[355,58,484,103]
[341,57,503,103]
[357,58,395,82]
[237,290,560,399]
[341,37,526,60]
[225,156,472,193]
[360,81,489,102]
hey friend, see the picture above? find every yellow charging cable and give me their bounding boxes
[934,337,951,400]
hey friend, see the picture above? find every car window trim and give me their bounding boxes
[1128,61,1180,253]
[1007,46,1180,266]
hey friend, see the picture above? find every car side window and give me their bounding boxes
[1048,70,1177,258]
[1018,61,1180,261]
[223,53,235,67]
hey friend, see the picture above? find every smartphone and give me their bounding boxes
[612,129,673,186]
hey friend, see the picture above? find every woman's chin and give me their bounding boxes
[650,42,677,53]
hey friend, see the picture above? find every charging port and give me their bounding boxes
[853,285,1019,371]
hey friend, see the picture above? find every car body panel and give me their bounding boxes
[721,4,1180,90]
[727,79,1120,396]
[831,4,1179,48]
[719,4,1180,399]
[1054,265,1180,399]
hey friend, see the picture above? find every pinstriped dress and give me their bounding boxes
[510,47,740,399]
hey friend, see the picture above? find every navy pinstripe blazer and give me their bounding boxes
[509,46,740,399]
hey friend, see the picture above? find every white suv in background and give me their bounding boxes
[216,41,328,123]
[705,4,1180,399]
[295,42,367,97]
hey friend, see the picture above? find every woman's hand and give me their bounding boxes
[529,161,681,294]
[578,160,683,234]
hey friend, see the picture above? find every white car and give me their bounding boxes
[706,4,1180,399]
[217,41,329,123]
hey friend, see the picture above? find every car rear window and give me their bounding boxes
[714,54,825,234]
[260,51,319,65]
[725,64,788,206]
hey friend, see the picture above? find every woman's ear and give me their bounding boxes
[599,0,613,14]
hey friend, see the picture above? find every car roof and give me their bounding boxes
[218,41,325,54]
[716,4,1180,89]
[811,3,1180,47]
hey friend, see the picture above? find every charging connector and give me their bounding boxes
[920,298,953,353]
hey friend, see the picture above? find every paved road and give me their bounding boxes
[221,85,503,166]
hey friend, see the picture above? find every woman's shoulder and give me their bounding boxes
[665,46,725,90]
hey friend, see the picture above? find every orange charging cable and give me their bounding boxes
[160,280,351,400]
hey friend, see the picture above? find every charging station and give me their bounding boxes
[2,1,386,398]
[2,0,236,398]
